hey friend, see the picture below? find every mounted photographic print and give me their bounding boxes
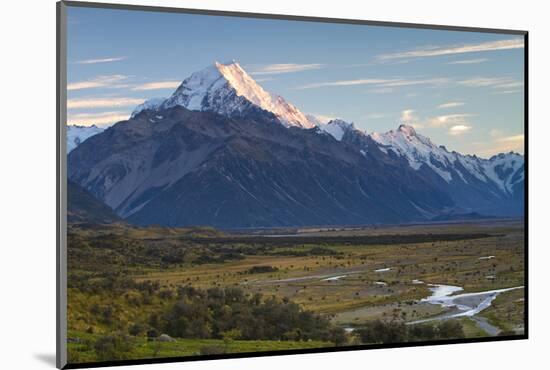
[56,1,528,368]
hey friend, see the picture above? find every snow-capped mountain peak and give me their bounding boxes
[370,123,456,181]
[371,124,439,157]
[161,61,316,129]
[321,119,355,141]
[397,123,417,137]
[367,124,523,195]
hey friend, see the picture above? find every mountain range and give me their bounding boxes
[67,61,524,227]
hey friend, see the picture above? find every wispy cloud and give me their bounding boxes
[378,38,523,60]
[476,134,524,156]
[496,134,524,145]
[401,109,416,122]
[495,81,524,89]
[458,77,509,87]
[379,78,450,88]
[297,77,448,90]
[438,102,464,109]
[67,75,128,91]
[68,75,182,92]
[132,81,181,91]
[400,109,425,128]
[67,111,129,126]
[75,56,126,64]
[67,97,145,109]
[458,77,524,90]
[397,110,475,133]
[428,114,474,128]
[298,78,394,89]
[448,124,472,136]
[249,63,324,75]
[298,74,522,94]
[493,89,522,95]
[447,58,489,65]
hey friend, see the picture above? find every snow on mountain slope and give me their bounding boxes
[370,124,457,182]
[368,124,523,194]
[484,152,524,194]
[67,125,104,153]
[131,97,165,118]
[320,119,355,141]
[161,61,317,128]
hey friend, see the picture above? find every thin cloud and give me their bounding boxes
[381,78,450,88]
[477,134,524,156]
[298,78,395,89]
[458,77,523,90]
[396,110,474,132]
[447,58,489,65]
[132,81,181,91]
[297,77,448,90]
[378,38,524,60]
[298,74,521,93]
[496,134,524,144]
[249,63,324,75]
[75,56,126,64]
[438,102,464,109]
[428,114,474,128]
[459,77,507,87]
[496,81,524,89]
[494,89,522,95]
[448,124,472,136]
[401,109,416,122]
[67,111,129,126]
[399,109,424,128]
[67,75,128,91]
[67,97,145,109]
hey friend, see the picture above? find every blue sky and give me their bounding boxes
[66,6,525,158]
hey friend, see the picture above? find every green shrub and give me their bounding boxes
[357,319,465,345]
[160,287,341,343]
[128,323,145,336]
[93,334,133,361]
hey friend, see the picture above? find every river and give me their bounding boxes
[408,283,524,335]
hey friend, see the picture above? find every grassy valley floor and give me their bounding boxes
[67,219,525,363]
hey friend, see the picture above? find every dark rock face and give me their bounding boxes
[67,180,121,224]
[342,128,524,218]
[68,106,458,228]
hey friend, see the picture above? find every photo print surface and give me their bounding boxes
[60,2,527,367]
